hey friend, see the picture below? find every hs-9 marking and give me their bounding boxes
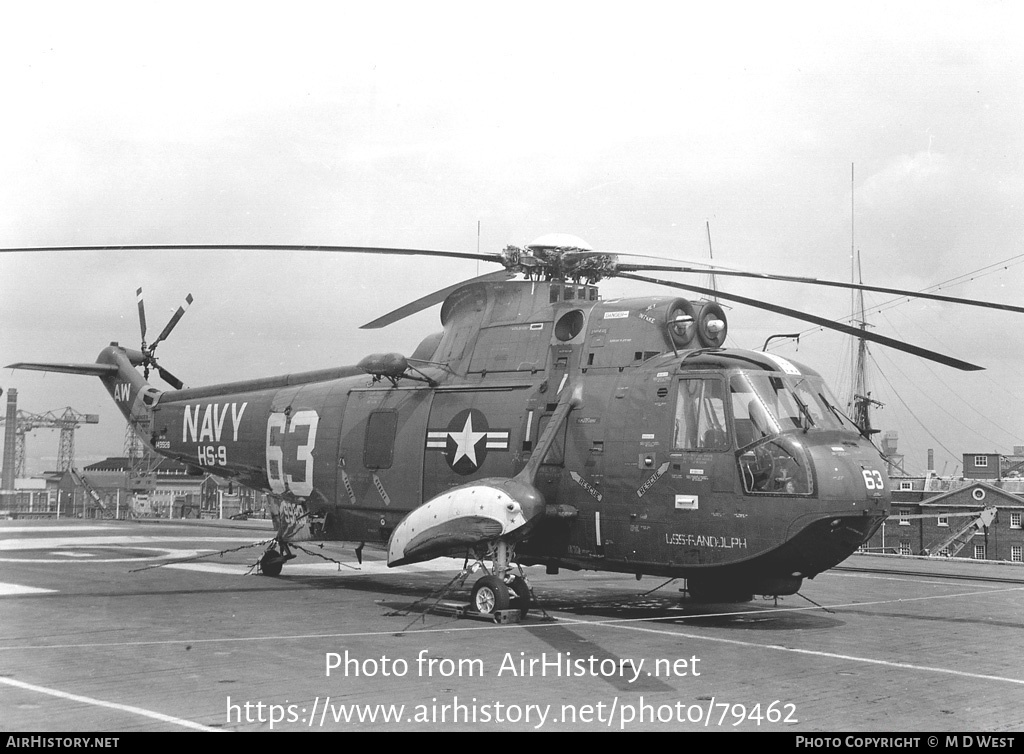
[196,445,227,466]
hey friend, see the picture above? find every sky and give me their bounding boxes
[1,1,1022,476]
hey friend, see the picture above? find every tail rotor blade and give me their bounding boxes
[153,293,193,347]
[136,287,147,341]
[156,364,185,390]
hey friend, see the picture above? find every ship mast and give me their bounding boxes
[847,164,882,436]
[850,251,881,434]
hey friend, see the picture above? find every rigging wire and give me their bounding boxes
[866,350,962,466]
[869,345,988,443]
[875,307,1024,446]
[764,252,1024,346]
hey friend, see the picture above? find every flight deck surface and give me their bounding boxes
[1,519,1021,733]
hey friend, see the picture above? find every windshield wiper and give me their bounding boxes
[790,381,816,432]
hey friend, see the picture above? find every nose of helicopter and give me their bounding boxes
[805,439,891,507]
[775,438,890,574]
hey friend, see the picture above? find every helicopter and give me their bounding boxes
[7,234,1024,614]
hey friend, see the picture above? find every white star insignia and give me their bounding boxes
[449,414,487,468]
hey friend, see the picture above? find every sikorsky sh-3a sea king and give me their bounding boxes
[7,234,1024,613]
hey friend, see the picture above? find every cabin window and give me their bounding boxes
[364,410,398,469]
[673,378,728,451]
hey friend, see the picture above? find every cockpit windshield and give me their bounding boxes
[730,371,857,447]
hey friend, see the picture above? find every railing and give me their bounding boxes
[923,478,1024,494]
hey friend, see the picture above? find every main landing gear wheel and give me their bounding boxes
[470,575,511,615]
[259,549,284,577]
[508,576,531,619]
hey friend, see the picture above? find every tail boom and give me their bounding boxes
[8,344,162,430]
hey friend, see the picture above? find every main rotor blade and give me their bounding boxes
[152,293,193,347]
[617,272,984,371]
[0,243,503,264]
[360,270,517,329]
[616,263,1024,315]
[136,287,147,340]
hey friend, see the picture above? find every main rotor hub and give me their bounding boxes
[501,234,616,283]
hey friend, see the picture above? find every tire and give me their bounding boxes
[260,549,284,577]
[508,576,531,619]
[470,575,511,615]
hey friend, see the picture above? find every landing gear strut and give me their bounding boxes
[468,539,532,619]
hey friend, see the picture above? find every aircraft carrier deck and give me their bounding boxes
[1,519,1022,733]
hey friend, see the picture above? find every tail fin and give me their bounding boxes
[8,343,162,430]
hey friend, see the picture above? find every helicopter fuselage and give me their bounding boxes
[92,278,888,599]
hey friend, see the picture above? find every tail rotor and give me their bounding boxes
[136,288,192,389]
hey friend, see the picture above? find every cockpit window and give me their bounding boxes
[812,381,861,432]
[738,436,814,495]
[673,377,729,450]
[730,371,853,444]
[728,370,840,496]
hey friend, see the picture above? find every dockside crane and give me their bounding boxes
[0,398,99,477]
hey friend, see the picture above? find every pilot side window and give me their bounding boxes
[673,378,728,450]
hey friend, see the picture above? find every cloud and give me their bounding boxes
[860,151,955,207]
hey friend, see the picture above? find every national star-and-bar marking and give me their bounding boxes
[425,408,510,475]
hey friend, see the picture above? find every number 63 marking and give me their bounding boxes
[266,410,320,497]
[862,469,885,490]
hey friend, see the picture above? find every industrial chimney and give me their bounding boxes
[2,389,17,494]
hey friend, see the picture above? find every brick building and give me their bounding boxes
[866,481,1024,562]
